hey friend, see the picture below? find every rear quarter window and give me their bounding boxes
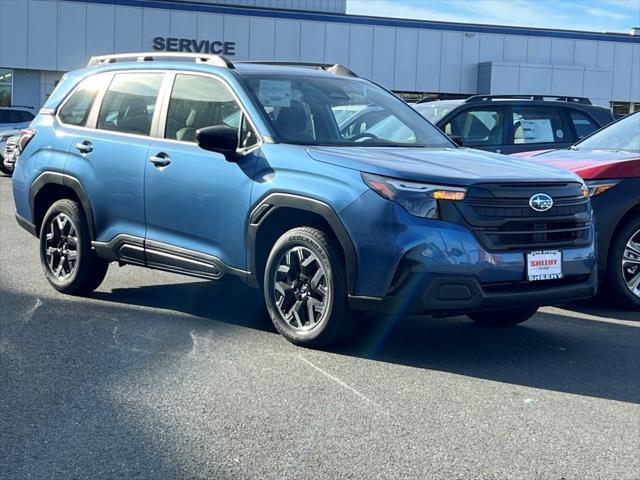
[59,74,110,127]
[569,110,599,140]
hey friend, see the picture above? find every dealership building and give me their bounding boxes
[0,0,639,115]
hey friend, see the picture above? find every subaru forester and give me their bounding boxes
[12,53,597,346]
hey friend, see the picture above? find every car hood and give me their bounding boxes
[523,148,640,180]
[305,146,581,186]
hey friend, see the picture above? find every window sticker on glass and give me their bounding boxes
[519,119,554,143]
[258,80,292,108]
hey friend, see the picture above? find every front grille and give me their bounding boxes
[471,201,588,218]
[441,182,592,251]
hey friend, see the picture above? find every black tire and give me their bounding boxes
[39,199,109,295]
[0,156,12,176]
[467,306,538,326]
[263,227,354,347]
[605,215,640,310]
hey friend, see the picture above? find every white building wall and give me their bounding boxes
[170,0,347,14]
[0,0,638,108]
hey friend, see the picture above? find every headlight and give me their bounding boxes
[362,172,467,219]
[585,179,620,197]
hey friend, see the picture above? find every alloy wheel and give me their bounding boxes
[622,228,640,298]
[44,213,79,280]
[273,246,329,331]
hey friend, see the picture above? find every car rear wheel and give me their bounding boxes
[40,199,109,295]
[607,215,640,310]
[467,306,538,326]
[263,227,354,347]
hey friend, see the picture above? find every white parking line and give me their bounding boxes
[541,306,639,327]
[297,354,385,411]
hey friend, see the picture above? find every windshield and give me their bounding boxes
[243,75,453,147]
[414,103,457,123]
[575,113,640,152]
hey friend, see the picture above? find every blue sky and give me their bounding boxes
[347,0,640,33]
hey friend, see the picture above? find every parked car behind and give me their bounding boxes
[0,130,20,175]
[1,133,20,175]
[514,112,640,309]
[12,53,598,347]
[414,95,614,154]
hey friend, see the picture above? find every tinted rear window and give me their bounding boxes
[0,109,33,123]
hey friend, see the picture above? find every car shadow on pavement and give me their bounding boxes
[340,309,640,404]
[89,278,640,405]
[90,276,275,333]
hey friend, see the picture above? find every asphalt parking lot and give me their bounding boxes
[0,175,638,480]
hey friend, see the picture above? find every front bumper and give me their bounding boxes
[340,189,597,314]
[349,270,597,315]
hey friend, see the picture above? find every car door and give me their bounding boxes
[503,105,571,154]
[67,71,165,252]
[143,72,260,276]
[440,106,506,153]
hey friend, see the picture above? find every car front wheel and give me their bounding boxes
[263,227,354,347]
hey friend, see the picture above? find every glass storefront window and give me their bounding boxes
[0,68,12,106]
[611,101,640,118]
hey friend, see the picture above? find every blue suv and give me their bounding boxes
[12,53,597,346]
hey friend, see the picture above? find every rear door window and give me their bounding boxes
[511,106,567,144]
[97,73,164,136]
[443,108,504,146]
[569,110,599,140]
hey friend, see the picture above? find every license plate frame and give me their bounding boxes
[527,250,563,281]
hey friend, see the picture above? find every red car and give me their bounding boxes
[514,112,640,310]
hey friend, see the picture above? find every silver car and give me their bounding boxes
[1,132,20,175]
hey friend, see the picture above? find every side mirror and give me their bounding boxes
[449,134,464,147]
[195,125,238,157]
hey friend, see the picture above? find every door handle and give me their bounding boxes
[149,153,171,168]
[75,141,93,154]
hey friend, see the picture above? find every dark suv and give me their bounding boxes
[414,95,614,154]
[12,53,597,347]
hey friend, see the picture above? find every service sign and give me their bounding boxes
[153,37,236,56]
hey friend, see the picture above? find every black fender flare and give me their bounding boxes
[247,193,358,293]
[30,172,96,239]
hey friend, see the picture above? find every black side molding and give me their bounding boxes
[92,234,249,281]
[247,193,358,293]
[29,172,96,239]
[15,213,37,237]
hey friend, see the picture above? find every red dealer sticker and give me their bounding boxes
[527,250,563,281]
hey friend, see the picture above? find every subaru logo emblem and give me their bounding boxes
[529,193,554,212]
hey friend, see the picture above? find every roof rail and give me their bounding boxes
[465,94,592,105]
[236,61,358,77]
[87,52,234,69]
